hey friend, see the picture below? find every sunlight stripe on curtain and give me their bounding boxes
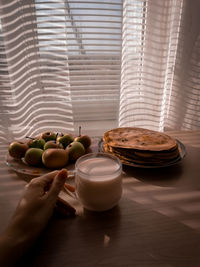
[120,0,200,131]
[34,0,122,135]
[0,0,122,140]
[119,0,183,131]
[165,0,200,130]
[0,0,74,140]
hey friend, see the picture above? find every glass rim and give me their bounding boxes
[75,152,122,177]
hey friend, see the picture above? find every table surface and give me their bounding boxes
[1,130,200,267]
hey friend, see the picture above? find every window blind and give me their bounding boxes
[0,18,11,143]
[35,0,122,134]
[0,0,122,139]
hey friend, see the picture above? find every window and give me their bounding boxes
[35,0,123,133]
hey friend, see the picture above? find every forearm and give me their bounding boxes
[0,228,31,266]
[0,170,68,266]
[0,216,40,266]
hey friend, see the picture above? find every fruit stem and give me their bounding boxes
[26,136,35,140]
[79,126,81,137]
[55,133,58,143]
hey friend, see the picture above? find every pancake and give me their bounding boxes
[103,127,180,166]
[103,143,180,166]
[103,127,177,151]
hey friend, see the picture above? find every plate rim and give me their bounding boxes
[6,154,51,176]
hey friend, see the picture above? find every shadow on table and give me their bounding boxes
[16,196,200,267]
[122,145,200,188]
[17,204,122,267]
[123,163,183,185]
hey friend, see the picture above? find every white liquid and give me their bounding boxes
[76,157,122,211]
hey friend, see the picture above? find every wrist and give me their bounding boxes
[6,213,40,245]
[0,219,37,266]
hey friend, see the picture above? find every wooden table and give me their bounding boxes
[0,131,200,266]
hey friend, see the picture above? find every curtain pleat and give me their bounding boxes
[0,0,74,140]
[0,0,122,140]
[0,0,199,144]
[119,0,200,131]
[165,0,200,130]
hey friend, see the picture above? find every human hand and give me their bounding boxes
[9,169,69,241]
[0,169,70,266]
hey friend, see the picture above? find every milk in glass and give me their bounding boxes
[75,153,122,211]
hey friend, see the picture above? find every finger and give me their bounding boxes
[36,170,59,186]
[27,170,59,189]
[26,170,59,197]
[64,183,75,192]
[47,169,68,200]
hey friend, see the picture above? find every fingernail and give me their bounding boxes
[57,169,68,181]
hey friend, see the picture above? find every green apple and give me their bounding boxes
[40,131,56,142]
[44,141,63,150]
[28,138,45,149]
[74,135,91,149]
[42,148,69,169]
[66,141,85,162]
[8,141,29,159]
[57,134,74,149]
[24,148,43,166]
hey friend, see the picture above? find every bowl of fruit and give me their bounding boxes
[6,128,93,176]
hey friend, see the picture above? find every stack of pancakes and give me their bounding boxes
[103,127,180,166]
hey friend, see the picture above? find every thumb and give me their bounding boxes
[48,169,68,200]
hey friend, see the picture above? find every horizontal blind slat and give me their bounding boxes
[35,0,122,122]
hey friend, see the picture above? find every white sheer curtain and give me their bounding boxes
[0,0,122,141]
[120,0,200,131]
[0,0,199,144]
[0,0,73,141]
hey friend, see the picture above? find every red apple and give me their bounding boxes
[74,135,91,149]
[40,132,56,142]
[66,141,85,162]
[44,141,63,150]
[57,134,74,149]
[8,141,29,159]
[42,148,69,169]
[24,148,43,166]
